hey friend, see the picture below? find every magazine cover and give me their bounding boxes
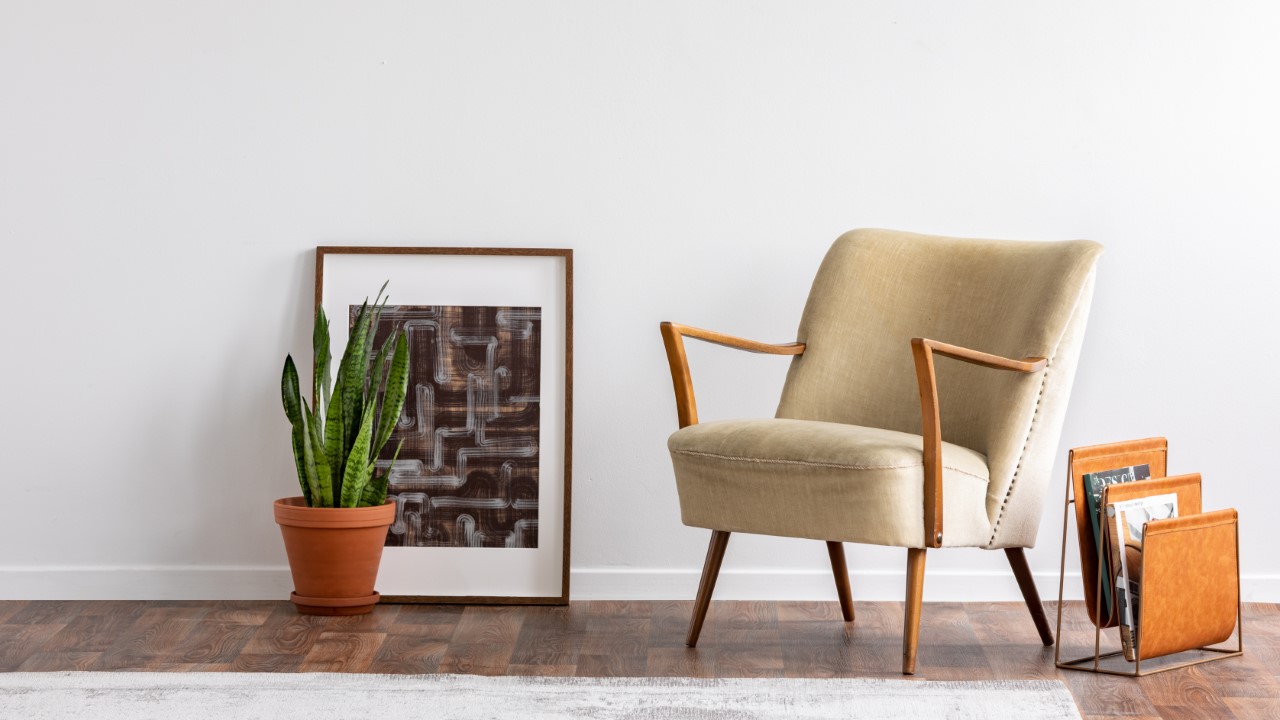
[1084,464,1152,615]
[1109,492,1178,660]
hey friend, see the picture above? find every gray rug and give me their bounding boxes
[0,672,1081,719]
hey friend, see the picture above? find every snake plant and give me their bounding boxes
[280,282,409,508]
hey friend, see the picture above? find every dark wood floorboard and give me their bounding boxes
[0,600,1272,719]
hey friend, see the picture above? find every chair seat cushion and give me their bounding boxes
[668,418,993,548]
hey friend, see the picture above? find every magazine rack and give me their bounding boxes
[1053,438,1242,677]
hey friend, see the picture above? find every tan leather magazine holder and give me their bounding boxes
[1054,438,1242,677]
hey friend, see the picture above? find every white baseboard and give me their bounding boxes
[573,567,1061,602]
[0,567,293,601]
[2,566,1276,603]
[572,568,1280,603]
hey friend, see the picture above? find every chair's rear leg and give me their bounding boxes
[902,547,927,675]
[686,530,731,647]
[825,541,855,622]
[1005,547,1054,646]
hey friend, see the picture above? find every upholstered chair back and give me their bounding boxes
[776,229,1103,548]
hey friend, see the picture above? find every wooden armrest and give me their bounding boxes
[662,322,806,355]
[660,322,805,428]
[914,338,1046,373]
[910,338,1047,548]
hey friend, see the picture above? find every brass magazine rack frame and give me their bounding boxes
[1053,438,1243,678]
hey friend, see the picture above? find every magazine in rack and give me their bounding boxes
[1083,464,1151,617]
[1106,492,1178,661]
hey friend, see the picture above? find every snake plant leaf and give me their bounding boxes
[340,453,373,508]
[367,330,395,418]
[304,400,334,507]
[339,299,373,452]
[386,436,404,474]
[359,438,403,507]
[281,356,312,503]
[362,285,389,400]
[339,400,377,508]
[281,355,303,426]
[366,298,386,363]
[358,470,387,508]
[366,329,396,442]
[313,306,332,416]
[296,400,325,508]
[324,373,346,502]
[368,281,388,339]
[289,414,312,505]
[373,331,410,457]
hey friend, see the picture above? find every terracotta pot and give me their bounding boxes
[273,497,395,616]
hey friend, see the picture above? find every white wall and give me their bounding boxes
[2,1,1277,603]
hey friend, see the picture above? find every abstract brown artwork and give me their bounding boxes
[356,305,542,549]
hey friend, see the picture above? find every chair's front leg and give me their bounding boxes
[826,541,854,623]
[902,548,927,675]
[687,530,731,647]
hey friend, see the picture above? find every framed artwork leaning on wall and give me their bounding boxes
[316,246,573,604]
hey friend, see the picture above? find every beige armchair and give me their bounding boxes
[661,228,1102,674]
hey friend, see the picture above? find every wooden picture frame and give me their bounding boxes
[315,247,572,605]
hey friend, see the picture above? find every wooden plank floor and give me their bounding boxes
[1,600,1274,719]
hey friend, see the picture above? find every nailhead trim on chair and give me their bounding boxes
[984,274,1093,548]
[986,365,1052,548]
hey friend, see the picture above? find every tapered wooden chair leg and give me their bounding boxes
[826,541,855,622]
[686,530,730,647]
[902,547,927,675]
[1005,547,1054,646]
